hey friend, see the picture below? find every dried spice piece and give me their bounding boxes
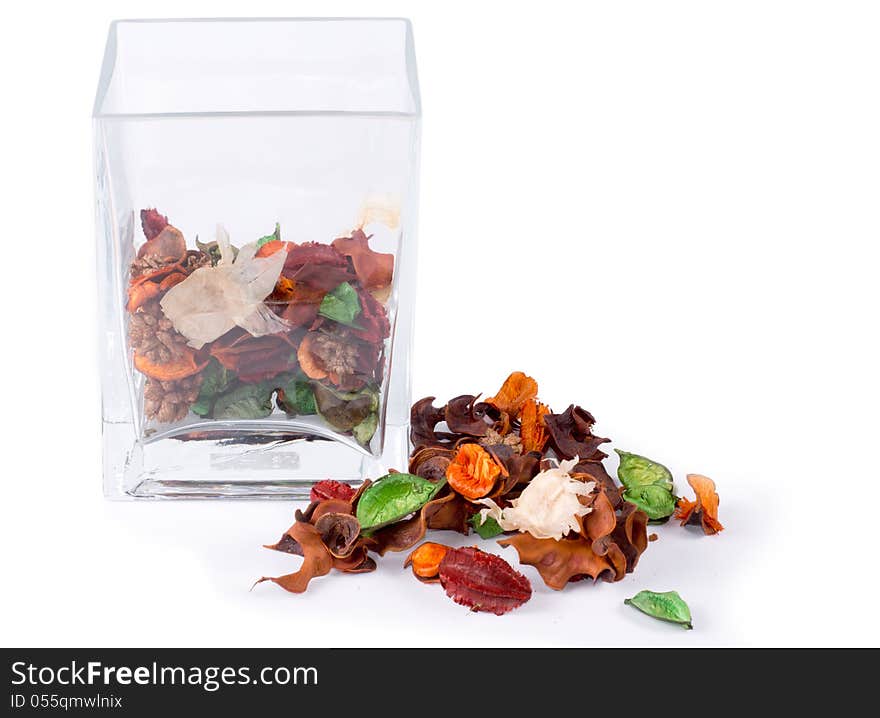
[446,395,491,436]
[675,474,723,535]
[332,229,394,291]
[410,397,450,448]
[478,458,593,540]
[520,399,550,453]
[140,208,169,241]
[297,330,360,385]
[144,374,203,423]
[310,480,356,503]
[356,473,447,532]
[625,590,693,629]
[543,405,609,461]
[314,512,361,558]
[129,300,190,363]
[133,347,207,382]
[479,428,523,453]
[404,542,450,582]
[446,443,504,500]
[486,371,538,418]
[408,446,455,482]
[255,521,333,594]
[439,547,532,615]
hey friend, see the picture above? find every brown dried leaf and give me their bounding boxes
[445,395,491,436]
[543,404,610,461]
[255,521,333,594]
[499,533,615,589]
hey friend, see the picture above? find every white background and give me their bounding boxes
[1,1,877,647]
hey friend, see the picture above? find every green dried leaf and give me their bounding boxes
[470,513,504,539]
[196,237,238,266]
[255,222,281,248]
[615,449,674,491]
[212,381,275,420]
[318,282,362,327]
[191,359,236,417]
[625,590,693,629]
[356,473,446,532]
[314,383,378,432]
[353,412,378,446]
[622,484,678,520]
[277,375,317,416]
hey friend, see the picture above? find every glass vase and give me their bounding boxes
[94,18,421,498]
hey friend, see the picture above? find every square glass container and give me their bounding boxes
[94,18,421,498]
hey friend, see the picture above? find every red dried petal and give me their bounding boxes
[438,546,532,615]
[310,480,356,503]
[140,208,169,241]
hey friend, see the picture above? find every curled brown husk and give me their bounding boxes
[543,404,610,461]
[499,486,648,590]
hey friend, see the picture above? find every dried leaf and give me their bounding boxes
[356,473,446,532]
[445,395,491,436]
[486,371,538,418]
[332,229,394,291]
[625,590,693,629]
[363,492,458,555]
[520,400,550,453]
[410,397,450,448]
[543,404,610,461]
[314,512,361,558]
[499,533,615,589]
[140,208,169,242]
[674,474,724,535]
[255,521,333,594]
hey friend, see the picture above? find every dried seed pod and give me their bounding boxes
[438,546,531,615]
[404,542,450,582]
[314,512,360,558]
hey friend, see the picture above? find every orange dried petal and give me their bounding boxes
[404,541,450,581]
[486,371,538,418]
[520,399,550,453]
[446,443,502,500]
[297,332,329,380]
[133,348,207,381]
[675,474,724,535]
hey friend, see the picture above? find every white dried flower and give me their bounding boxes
[477,458,594,540]
[160,225,289,348]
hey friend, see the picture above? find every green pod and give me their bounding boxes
[622,484,677,520]
[615,449,674,491]
[356,473,446,532]
[625,590,693,629]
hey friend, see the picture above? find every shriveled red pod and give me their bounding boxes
[310,480,356,503]
[438,546,531,615]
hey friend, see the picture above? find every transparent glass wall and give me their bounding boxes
[94,19,421,498]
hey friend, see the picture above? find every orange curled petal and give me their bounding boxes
[255,240,296,258]
[126,281,161,312]
[446,443,502,500]
[157,272,187,292]
[675,474,724,535]
[297,332,329,380]
[133,348,207,381]
[520,399,550,453]
[485,371,538,418]
[404,542,450,581]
